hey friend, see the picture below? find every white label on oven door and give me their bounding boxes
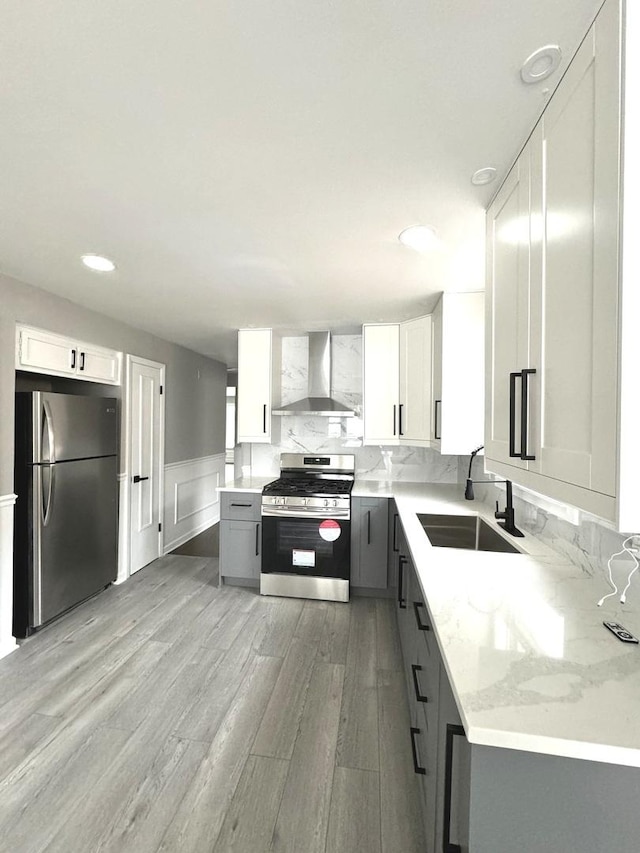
[292,549,316,568]
[319,519,341,542]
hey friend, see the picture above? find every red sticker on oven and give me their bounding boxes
[319,519,341,542]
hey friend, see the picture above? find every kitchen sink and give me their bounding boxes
[417,514,523,554]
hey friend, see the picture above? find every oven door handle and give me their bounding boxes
[261,506,350,520]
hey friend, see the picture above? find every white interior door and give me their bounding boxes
[129,356,164,574]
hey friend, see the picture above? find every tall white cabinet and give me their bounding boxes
[431,292,484,455]
[236,329,280,444]
[362,324,400,444]
[363,317,433,447]
[485,0,633,527]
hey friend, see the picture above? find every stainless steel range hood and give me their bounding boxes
[272,331,355,417]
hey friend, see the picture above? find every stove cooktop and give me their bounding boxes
[262,476,354,498]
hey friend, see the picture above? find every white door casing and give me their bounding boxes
[127,356,165,575]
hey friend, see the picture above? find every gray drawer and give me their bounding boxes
[220,491,261,521]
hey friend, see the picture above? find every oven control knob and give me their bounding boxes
[276,497,284,506]
[333,499,338,507]
[324,499,329,507]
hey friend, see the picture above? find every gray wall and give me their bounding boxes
[0,272,227,494]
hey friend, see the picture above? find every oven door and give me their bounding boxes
[261,512,350,580]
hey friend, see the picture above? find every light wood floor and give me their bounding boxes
[0,555,426,853]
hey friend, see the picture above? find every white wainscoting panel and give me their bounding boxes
[163,454,225,553]
[0,494,19,659]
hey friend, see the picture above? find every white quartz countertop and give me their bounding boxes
[217,476,274,494]
[388,483,640,768]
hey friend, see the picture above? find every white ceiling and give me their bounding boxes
[0,0,603,367]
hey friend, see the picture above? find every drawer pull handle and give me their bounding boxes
[411,664,428,703]
[413,601,430,631]
[410,727,426,775]
[231,502,252,508]
[397,556,407,609]
[443,724,466,853]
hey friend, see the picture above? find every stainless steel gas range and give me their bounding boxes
[260,453,355,602]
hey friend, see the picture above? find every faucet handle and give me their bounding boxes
[495,500,505,521]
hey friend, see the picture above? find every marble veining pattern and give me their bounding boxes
[459,460,640,602]
[393,484,640,766]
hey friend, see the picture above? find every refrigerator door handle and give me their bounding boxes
[32,466,43,626]
[42,398,56,463]
[41,464,54,527]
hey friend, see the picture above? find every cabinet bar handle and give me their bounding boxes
[411,664,428,703]
[509,371,521,458]
[79,351,85,371]
[443,724,465,853]
[520,368,536,460]
[413,600,430,631]
[70,349,76,369]
[434,399,442,440]
[393,404,397,436]
[397,555,407,609]
[410,727,426,775]
[392,512,398,553]
[366,510,371,545]
[398,403,404,436]
[231,502,252,507]
[262,404,267,433]
[255,523,260,556]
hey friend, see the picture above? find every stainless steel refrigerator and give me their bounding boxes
[13,392,118,637]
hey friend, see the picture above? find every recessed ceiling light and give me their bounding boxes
[520,45,562,84]
[398,224,439,253]
[81,253,116,272]
[471,167,497,186]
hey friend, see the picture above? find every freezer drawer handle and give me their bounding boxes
[133,474,150,483]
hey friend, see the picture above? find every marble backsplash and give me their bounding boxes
[459,459,638,586]
[238,333,461,483]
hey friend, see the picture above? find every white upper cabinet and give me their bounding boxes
[431,292,484,455]
[363,318,433,447]
[16,325,122,385]
[362,324,400,445]
[486,0,627,525]
[399,315,432,447]
[237,328,280,444]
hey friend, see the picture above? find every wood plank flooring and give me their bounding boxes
[0,554,426,853]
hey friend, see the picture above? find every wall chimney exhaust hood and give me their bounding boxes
[272,331,355,417]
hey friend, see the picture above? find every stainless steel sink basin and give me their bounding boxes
[417,514,522,554]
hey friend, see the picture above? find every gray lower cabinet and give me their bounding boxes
[350,496,389,589]
[219,491,261,583]
[395,514,640,853]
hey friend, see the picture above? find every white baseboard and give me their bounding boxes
[163,454,225,554]
[0,494,18,658]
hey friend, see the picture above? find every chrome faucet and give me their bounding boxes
[464,445,524,538]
